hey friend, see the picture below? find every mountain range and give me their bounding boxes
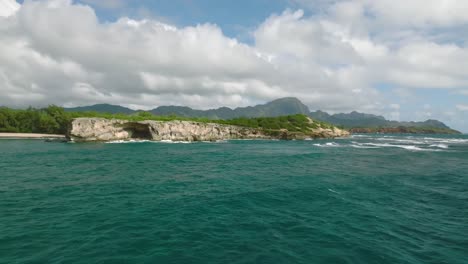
[64,97,460,133]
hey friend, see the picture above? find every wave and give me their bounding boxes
[374,138,427,144]
[362,136,468,148]
[350,144,380,149]
[158,140,192,144]
[314,140,446,151]
[106,139,151,144]
[362,143,443,152]
[313,142,340,147]
[105,139,231,144]
[429,144,448,149]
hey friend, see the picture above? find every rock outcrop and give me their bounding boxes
[67,118,349,142]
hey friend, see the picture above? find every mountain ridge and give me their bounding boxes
[63,97,460,134]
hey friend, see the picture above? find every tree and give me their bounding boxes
[37,112,59,134]
[44,105,70,134]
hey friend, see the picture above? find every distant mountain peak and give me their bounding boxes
[64,104,135,114]
[63,97,458,133]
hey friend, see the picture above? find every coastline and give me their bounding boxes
[0,133,66,139]
[67,117,349,142]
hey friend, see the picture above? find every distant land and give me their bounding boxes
[65,97,461,134]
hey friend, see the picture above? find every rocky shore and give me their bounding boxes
[67,118,349,142]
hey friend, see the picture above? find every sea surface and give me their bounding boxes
[1,134,467,264]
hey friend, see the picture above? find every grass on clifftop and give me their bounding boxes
[0,106,335,135]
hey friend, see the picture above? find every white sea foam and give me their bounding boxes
[429,144,449,149]
[351,135,371,138]
[364,135,468,148]
[158,140,192,144]
[198,140,228,143]
[374,137,430,144]
[362,143,442,152]
[313,142,340,147]
[350,144,380,149]
[423,137,468,144]
[106,139,151,144]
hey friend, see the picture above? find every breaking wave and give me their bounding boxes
[313,142,340,147]
[106,139,151,144]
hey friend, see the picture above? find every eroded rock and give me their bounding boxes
[67,118,349,142]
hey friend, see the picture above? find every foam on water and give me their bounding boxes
[350,144,380,149]
[319,135,457,151]
[106,139,151,144]
[313,142,340,147]
[430,144,449,149]
[362,142,443,152]
[158,140,193,144]
[348,134,468,152]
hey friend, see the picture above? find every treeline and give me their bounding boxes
[0,106,334,135]
[0,106,70,134]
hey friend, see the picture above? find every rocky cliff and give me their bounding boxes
[67,118,349,142]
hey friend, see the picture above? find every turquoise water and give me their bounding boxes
[1,134,467,264]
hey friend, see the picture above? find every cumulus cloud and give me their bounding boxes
[0,0,279,108]
[0,0,19,17]
[0,0,380,111]
[0,0,467,128]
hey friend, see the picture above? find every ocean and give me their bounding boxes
[1,134,467,263]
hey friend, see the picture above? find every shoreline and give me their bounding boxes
[0,133,66,139]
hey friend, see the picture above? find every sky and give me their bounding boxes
[1,0,467,132]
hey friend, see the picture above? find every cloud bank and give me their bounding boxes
[0,0,467,130]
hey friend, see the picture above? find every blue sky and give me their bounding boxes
[2,0,468,132]
[77,0,295,40]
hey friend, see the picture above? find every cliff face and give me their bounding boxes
[67,118,349,142]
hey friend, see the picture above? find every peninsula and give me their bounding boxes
[67,116,349,142]
[1,98,461,139]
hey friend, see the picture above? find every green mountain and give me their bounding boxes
[150,97,310,119]
[309,111,453,130]
[62,98,460,134]
[310,111,389,128]
[65,104,135,114]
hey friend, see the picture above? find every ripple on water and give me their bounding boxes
[0,136,467,263]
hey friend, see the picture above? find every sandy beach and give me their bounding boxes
[0,133,65,139]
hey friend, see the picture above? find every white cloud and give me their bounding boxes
[0,0,467,130]
[0,0,19,17]
[364,0,468,28]
[0,0,383,111]
[319,0,468,30]
[254,9,361,66]
[456,104,468,111]
[389,104,400,110]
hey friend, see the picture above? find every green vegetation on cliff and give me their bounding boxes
[0,106,334,135]
[216,115,333,133]
[2,103,458,135]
